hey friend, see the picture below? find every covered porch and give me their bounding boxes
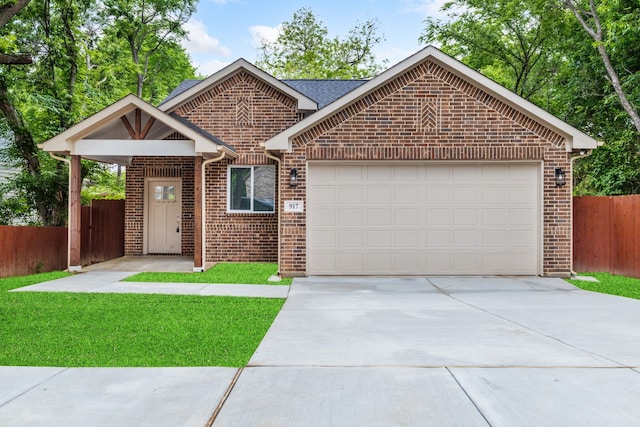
[39,94,236,273]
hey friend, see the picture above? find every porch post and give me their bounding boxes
[193,155,203,271]
[69,155,82,271]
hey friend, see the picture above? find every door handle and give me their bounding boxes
[176,214,180,233]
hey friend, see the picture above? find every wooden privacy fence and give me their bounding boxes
[81,199,125,266]
[0,225,68,277]
[573,195,640,278]
[0,199,124,277]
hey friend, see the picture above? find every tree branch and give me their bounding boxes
[0,51,32,64]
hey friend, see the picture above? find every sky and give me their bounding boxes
[181,0,450,77]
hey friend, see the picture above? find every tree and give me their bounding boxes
[419,0,571,106]
[99,0,197,98]
[561,0,640,133]
[0,0,32,64]
[256,7,385,79]
[0,0,198,225]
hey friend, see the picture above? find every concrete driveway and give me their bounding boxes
[2,276,640,426]
[214,277,640,426]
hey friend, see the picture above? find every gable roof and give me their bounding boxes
[159,59,318,113]
[39,94,236,164]
[263,46,600,152]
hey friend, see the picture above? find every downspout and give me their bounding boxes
[570,149,593,277]
[264,148,282,278]
[200,152,226,272]
[49,153,72,271]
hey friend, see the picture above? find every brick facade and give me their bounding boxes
[278,60,572,277]
[120,56,578,277]
[125,69,300,263]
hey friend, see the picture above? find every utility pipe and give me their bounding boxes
[199,152,226,272]
[49,153,73,271]
[569,149,593,277]
[264,149,282,277]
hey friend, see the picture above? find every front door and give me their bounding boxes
[147,179,182,254]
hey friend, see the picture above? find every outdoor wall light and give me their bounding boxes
[555,167,566,187]
[289,168,298,187]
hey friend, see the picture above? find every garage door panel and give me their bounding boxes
[339,207,363,226]
[453,186,479,204]
[367,208,392,226]
[308,163,539,275]
[426,186,451,204]
[367,187,392,204]
[453,208,478,225]
[338,187,362,204]
[338,230,363,247]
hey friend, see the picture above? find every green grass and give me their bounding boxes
[0,272,284,367]
[568,272,640,300]
[123,262,292,285]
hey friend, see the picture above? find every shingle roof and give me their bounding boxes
[160,80,201,106]
[282,80,368,109]
[160,78,368,109]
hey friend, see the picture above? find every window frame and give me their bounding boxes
[227,165,276,214]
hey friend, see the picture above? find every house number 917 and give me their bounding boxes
[284,201,304,213]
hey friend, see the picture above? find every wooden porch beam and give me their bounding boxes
[120,115,137,139]
[69,155,82,270]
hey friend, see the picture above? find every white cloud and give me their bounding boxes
[182,19,232,56]
[249,25,282,48]
[192,58,232,76]
[400,0,455,21]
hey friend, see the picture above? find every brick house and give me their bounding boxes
[41,46,598,277]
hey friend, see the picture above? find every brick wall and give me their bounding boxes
[174,69,299,264]
[279,59,572,277]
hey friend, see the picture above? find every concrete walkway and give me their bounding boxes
[2,276,640,426]
[11,270,290,298]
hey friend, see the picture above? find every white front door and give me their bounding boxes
[147,179,182,254]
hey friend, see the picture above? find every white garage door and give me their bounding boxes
[307,163,540,275]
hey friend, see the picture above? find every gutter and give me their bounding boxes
[199,152,226,272]
[263,148,282,278]
[48,153,75,271]
[570,149,594,277]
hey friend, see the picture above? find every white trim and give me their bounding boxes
[75,139,197,157]
[227,165,276,214]
[263,46,599,152]
[159,59,318,113]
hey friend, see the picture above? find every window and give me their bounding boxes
[228,166,275,213]
[154,185,176,201]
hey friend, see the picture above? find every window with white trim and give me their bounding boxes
[227,165,275,213]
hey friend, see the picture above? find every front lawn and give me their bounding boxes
[0,272,284,367]
[123,262,292,285]
[568,272,640,300]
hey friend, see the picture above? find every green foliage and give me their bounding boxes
[256,7,385,79]
[421,0,640,195]
[0,272,284,366]
[81,166,125,204]
[124,263,292,285]
[0,0,198,224]
[568,272,640,300]
[420,0,571,106]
